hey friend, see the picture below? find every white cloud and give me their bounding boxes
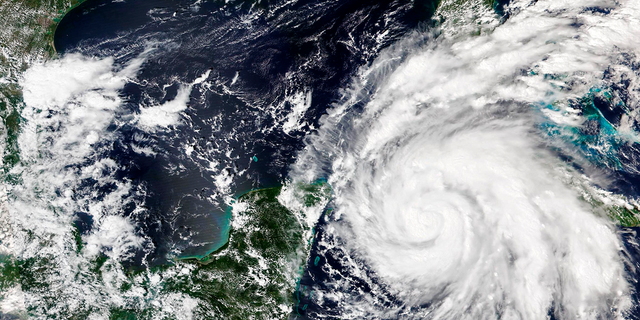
[289,0,640,318]
[136,70,210,130]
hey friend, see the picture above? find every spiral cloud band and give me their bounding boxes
[335,112,627,319]
[292,0,640,318]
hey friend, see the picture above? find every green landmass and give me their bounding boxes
[0,183,330,319]
[0,0,331,317]
[165,187,310,319]
[0,0,86,173]
[542,87,640,227]
[2,0,640,318]
[0,0,88,317]
[581,191,640,228]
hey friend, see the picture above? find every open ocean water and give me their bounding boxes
[5,0,640,318]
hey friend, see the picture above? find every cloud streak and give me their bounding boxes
[291,0,640,318]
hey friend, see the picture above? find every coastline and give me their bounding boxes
[176,206,232,263]
[49,0,90,55]
[175,187,280,264]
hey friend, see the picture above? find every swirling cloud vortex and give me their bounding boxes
[294,0,640,318]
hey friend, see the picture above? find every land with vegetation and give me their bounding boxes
[1,0,640,318]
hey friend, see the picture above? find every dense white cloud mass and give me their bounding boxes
[291,0,640,318]
[0,52,201,319]
[137,69,210,130]
[17,53,141,257]
[4,0,640,318]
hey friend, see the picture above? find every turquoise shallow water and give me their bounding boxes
[177,208,231,261]
[52,0,436,266]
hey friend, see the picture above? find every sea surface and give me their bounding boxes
[53,0,437,265]
[24,0,640,318]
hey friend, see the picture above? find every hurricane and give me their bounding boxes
[291,0,640,318]
[4,0,640,318]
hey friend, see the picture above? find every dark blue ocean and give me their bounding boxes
[53,0,640,318]
[55,0,438,266]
